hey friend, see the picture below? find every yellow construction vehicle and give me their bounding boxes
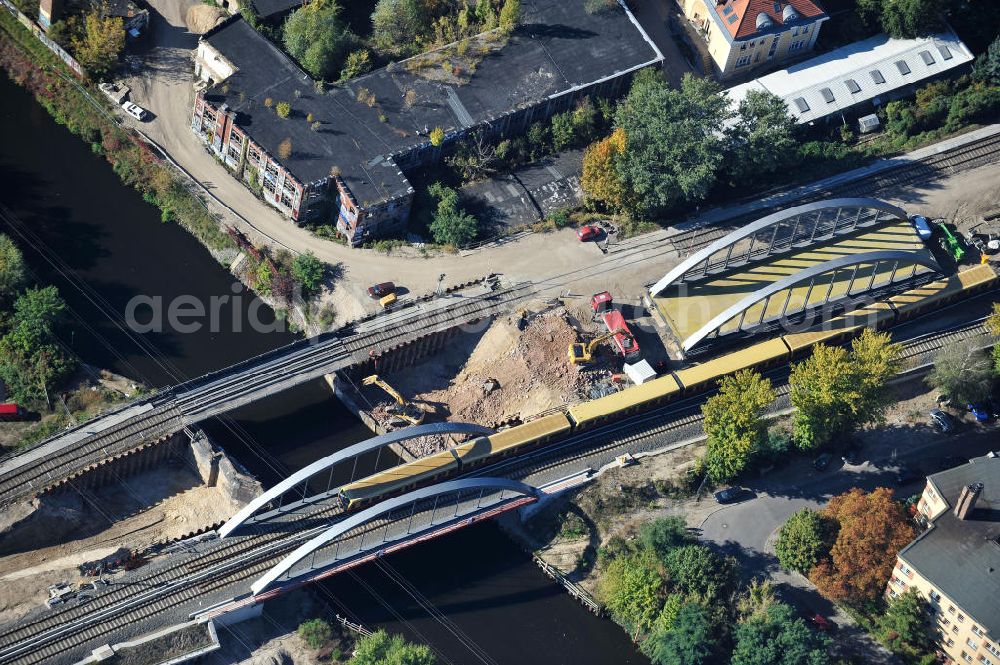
[362,374,425,425]
[568,328,630,365]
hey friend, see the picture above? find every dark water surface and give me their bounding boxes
[0,71,643,664]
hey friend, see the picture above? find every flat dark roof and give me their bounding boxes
[200,0,659,207]
[247,0,303,19]
[900,454,1000,636]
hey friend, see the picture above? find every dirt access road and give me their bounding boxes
[123,0,1000,317]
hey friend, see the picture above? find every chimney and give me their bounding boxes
[954,483,984,520]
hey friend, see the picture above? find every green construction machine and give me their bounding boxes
[936,222,966,262]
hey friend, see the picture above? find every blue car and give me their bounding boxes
[968,403,990,423]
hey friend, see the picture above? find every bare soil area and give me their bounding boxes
[0,463,240,625]
[366,304,626,455]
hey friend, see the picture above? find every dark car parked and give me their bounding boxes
[813,453,834,471]
[714,487,743,504]
[929,409,954,433]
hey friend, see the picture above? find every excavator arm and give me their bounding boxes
[362,374,425,425]
[567,328,630,365]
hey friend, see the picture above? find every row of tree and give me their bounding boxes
[0,234,77,406]
[597,516,830,664]
[701,329,902,484]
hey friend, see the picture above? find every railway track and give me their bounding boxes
[1,313,995,663]
[670,131,1000,258]
[0,282,536,508]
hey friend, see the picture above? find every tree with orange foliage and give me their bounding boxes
[581,127,627,211]
[809,487,917,604]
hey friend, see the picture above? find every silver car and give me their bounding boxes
[909,215,933,241]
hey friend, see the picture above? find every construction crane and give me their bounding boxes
[362,374,425,426]
[568,328,632,365]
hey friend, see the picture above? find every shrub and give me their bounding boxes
[429,126,445,146]
[276,101,291,118]
[297,618,332,650]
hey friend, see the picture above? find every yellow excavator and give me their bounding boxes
[567,328,630,365]
[362,374,425,426]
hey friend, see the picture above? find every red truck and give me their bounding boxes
[590,291,642,363]
[0,403,23,421]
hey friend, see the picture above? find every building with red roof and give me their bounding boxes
[679,0,828,78]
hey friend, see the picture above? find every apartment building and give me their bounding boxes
[888,453,1000,665]
[191,0,661,246]
[679,0,828,78]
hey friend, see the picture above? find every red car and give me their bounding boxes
[367,282,395,299]
[807,614,833,632]
[576,225,601,242]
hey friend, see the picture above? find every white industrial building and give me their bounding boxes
[726,31,974,125]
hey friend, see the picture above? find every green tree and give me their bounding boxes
[0,234,27,306]
[641,602,716,665]
[596,549,664,638]
[702,369,775,482]
[974,35,1000,84]
[291,251,324,294]
[725,89,796,182]
[498,0,519,32]
[371,0,424,57]
[550,111,576,151]
[349,629,435,665]
[730,602,830,665]
[276,101,291,118]
[858,0,940,38]
[926,337,994,404]
[283,0,357,81]
[427,182,477,246]
[71,11,124,78]
[876,589,933,656]
[340,49,372,81]
[774,508,835,574]
[297,618,332,649]
[614,73,730,215]
[789,343,862,450]
[664,545,736,603]
[736,579,778,622]
[639,516,691,559]
[429,126,445,146]
[0,287,77,403]
[850,329,904,425]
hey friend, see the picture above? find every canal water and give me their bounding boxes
[0,71,645,664]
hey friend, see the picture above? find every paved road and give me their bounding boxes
[699,425,1000,663]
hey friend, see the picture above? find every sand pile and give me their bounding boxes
[185,4,227,33]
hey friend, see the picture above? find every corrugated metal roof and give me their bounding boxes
[725,31,973,124]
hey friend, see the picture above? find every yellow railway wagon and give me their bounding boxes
[339,413,571,510]
[674,337,790,393]
[567,373,682,429]
[889,264,998,321]
[782,302,895,356]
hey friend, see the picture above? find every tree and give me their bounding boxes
[427,182,477,246]
[340,49,372,81]
[276,101,291,118]
[724,89,797,182]
[641,602,716,665]
[988,303,1000,376]
[371,0,424,57]
[877,589,933,656]
[498,0,519,32]
[701,369,775,482]
[926,337,994,404]
[581,127,627,211]
[429,126,445,147]
[974,35,1000,85]
[639,516,691,559]
[291,251,324,294]
[596,549,664,638]
[774,508,835,574]
[614,73,730,215]
[736,579,778,622]
[0,234,27,306]
[730,602,830,665]
[850,329,903,425]
[0,287,77,403]
[297,618,332,649]
[71,11,124,78]
[858,0,940,38]
[664,545,736,603]
[809,488,918,604]
[349,629,435,665]
[283,0,357,81]
[789,344,862,450]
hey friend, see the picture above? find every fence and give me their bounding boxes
[0,0,85,77]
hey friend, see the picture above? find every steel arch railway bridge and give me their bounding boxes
[649,198,942,353]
